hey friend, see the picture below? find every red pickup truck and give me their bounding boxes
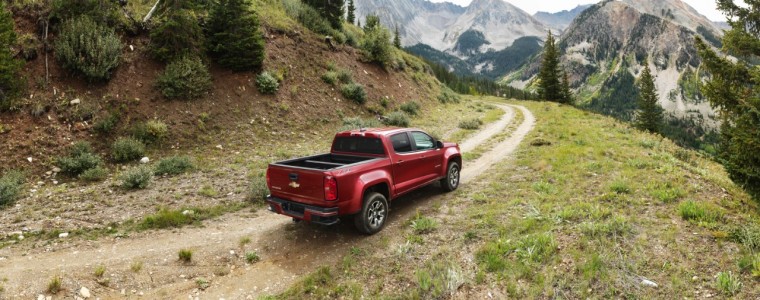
[266,128,462,234]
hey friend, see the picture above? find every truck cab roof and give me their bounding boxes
[336,127,421,139]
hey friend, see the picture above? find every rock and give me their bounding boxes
[140,157,150,164]
[52,180,58,185]
[27,157,33,163]
[80,286,91,298]
[53,167,61,173]
[216,145,223,150]
[129,45,135,51]
[70,98,81,105]
[182,210,194,216]
[58,232,69,238]
[640,278,658,288]
[45,171,52,176]
[17,234,24,240]
[37,295,45,300]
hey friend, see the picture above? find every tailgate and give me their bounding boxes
[267,165,328,205]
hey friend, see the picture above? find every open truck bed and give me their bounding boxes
[273,153,381,170]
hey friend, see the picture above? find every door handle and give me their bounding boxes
[396,160,405,164]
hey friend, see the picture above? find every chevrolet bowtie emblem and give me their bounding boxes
[289,181,300,188]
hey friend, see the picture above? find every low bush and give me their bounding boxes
[55,16,122,81]
[384,111,410,127]
[132,120,168,144]
[341,117,380,130]
[256,71,280,94]
[111,137,145,163]
[56,142,103,176]
[178,249,193,263]
[155,156,194,176]
[149,10,204,62]
[321,71,338,85]
[438,87,461,104]
[79,166,109,182]
[337,70,353,83]
[156,56,212,100]
[341,83,367,104]
[245,251,260,263]
[458,118,482,130]
[0,171,23,207]
[400,101,420,116]
[248,175,269,202]
[120,166,153,189]
[94,112,119,134]
[282,0,332,35]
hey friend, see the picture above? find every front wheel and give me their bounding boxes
[441,161,460,192]
[354,192,388,235]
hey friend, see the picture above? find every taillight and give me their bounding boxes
[324,176,337,201]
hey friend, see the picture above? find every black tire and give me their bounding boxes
[354,192,388,235]
[441,161,460,192]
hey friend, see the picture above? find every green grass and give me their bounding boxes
[47,275,61,294]
[716,271,742,296]
[678,200,723,224]
[138,204,247,230]
[245,252,260,263]
[409,214,437,234]
[178,249,193,263]
[94,265,106,277]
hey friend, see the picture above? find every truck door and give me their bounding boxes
[390,132,425,194]
[410,131,442,181]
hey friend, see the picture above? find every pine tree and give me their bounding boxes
[206,0,265,71]
[560,70,573,104]
[364,14,380,31]
[393,26,401,49]
[304,0,344,30]
[538,30,561,102]
[634,62,663,133]
[695,0,760,198]
[346,0,356,24]
[0,1,22,111]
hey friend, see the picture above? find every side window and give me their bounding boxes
[390,133,413,153]
[411,131,435,151]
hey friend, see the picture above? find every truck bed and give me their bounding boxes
[274,153,381,170]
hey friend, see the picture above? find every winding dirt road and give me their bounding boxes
[0,104,535,299]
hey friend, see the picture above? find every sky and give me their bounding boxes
[428,0,727,22]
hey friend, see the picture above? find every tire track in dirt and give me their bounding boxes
[0,104,535,300]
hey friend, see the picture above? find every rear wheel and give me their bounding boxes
[441,161,460,192]
[354,192,388,235]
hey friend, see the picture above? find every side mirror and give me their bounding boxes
[436,140,444,149]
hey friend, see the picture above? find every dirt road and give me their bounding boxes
[0,104,535,300]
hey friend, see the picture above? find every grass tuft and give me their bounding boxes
[47,275,61,294]
[246,252,260,263]
[178,249,193,263]
[678,200,723,224]
[715,271,742,296]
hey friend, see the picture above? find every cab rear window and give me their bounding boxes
[332,137,385,155]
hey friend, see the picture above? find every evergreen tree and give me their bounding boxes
[206,0,265,71]
[634,62,663,133]
[149,9,204,62]
[0,1,22,111]
[364,14,380,31]
[560,70,573,104]
[346,0,355,24]
[304,0,344,30]
[393,26,401,49]
[695,0,760,198]
[538,30,561,102]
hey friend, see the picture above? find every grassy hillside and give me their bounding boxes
[269,97,760,299]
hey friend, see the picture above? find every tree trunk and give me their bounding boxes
[143,0,161,23]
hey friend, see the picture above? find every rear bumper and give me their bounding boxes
[266,196,340,226]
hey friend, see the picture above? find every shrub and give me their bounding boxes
[458,118,482,130]
[716,271,742,296]
[156,56,212,100]
[245,251,260,263]
[731,224,760,252]
[0,171,23,207]
[361,26,393,67]
[55,16,122,81]
[256,71,279,94]
[149,10,204,62]
[111,137,145,162]
[400,101,420,116]
[94,112,119,134]
[178,249,193,263]
[120,166,153,189]
[56,142,103,176]
[17,33,40,61]
[337,70,353,83]
[47,275,61,294]
[206,0,265,71]
[155,156,194,176]
[341,117,380,130]
[341,83,367,104]
[384,111,410,127]
[50,0,120,25]
[282,0,332,35]
[132,120,169,143]
[438,87,461,104]
[321,71,338,85]
[248,175,269,201]
[139,208,193,229]
[79,166,108,182]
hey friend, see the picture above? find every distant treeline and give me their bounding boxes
[423,58,537,100]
